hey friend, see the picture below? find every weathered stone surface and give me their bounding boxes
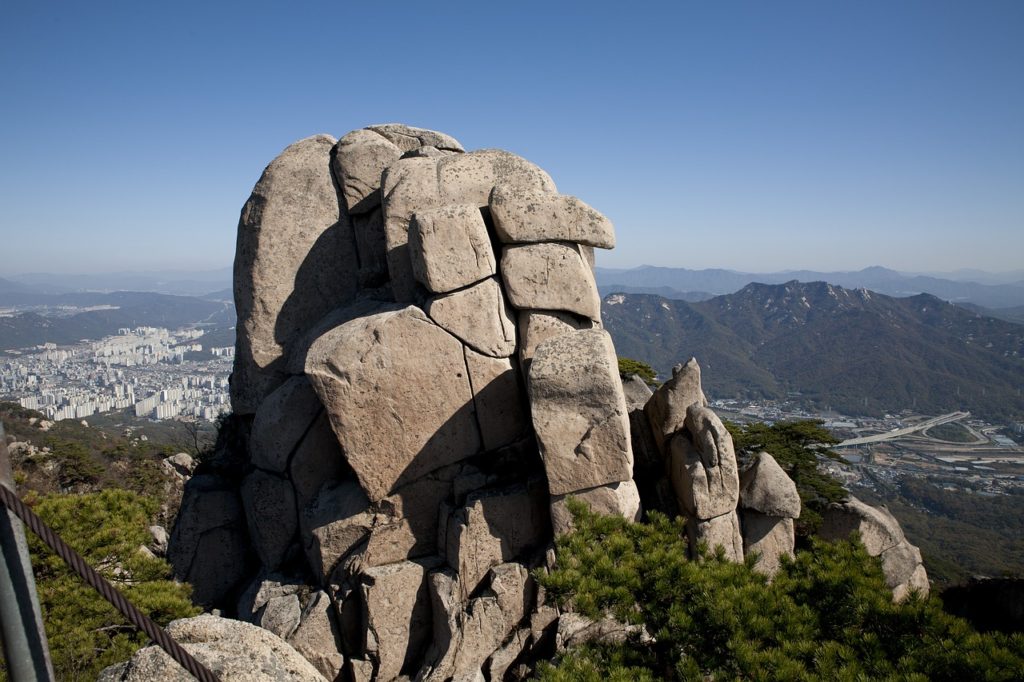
[350,208,390,288]
[233,134,358,414]
[410,204,496,293]
[893,564,930,603]
[300,479,373,583]
[528,329,633,496]
[168,474,252,608]
[185,526,253,609]
[287,591,345,680]
[250,376,322,473]
[288,412,347,511]
[361,559,438,682]
[688,511,744,562]
[332,129,402,214]
[365,467,460,567]
[516,309,593,370]
[100,614,327,681]
[258,594,302,640]
[425,277,516,358]
[818,496,905,556]
[162,452,196,479]
[739,451,801,519]
[437,149,555,208]
[621,373,653,410]
[285,298,390,375]
[555,613,643,653]
[485,628,531,682]
[149,525,169,556]
[880,540,923,589]
[369,123,464,154]
[236,572,303,624]
[644,358,707,456]
[550,480,642,536]
[741,512,794,576]
[446,484,550,596]
[305,305,481,501]
[382,149,553,302]
[667,406,740,520]
[464,349,529,451]
[489,184,615,248]
[420,564,531,682]
[381,157,443,302]
[819,496,928,600]
[501,243,601,320]
[241,470,298,571]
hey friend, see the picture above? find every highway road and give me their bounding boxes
[833,411,971,448]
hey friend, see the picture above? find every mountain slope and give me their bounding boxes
[602,282,1024,419]
[595,266,1024,309]
[0,292,231,350]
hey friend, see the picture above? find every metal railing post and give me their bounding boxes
[0,422,55,681]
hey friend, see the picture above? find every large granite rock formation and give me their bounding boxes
[163,124,928,681]
[170,124,634,680]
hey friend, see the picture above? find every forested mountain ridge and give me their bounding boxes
[602,281,1024,419]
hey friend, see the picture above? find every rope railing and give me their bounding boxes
[0,483,219,682]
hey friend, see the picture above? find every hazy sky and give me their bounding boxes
[1,1,1021,275]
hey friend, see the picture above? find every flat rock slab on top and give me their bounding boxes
[501,242,602,321]
[232,134,359,414]
[382,149,556,302]
[489,184,615,248]
[305,304,481,501]
[527,329,634,496]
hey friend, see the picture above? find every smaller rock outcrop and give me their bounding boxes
[738,452,800,575]
[97,614,328,681]
[819,496,929,600]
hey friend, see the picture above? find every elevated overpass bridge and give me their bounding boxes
[833,411,971,448]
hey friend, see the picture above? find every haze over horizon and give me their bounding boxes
[2,1,1021,275]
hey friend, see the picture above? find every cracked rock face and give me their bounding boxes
[171,124,639,680]
[165,124,926,680]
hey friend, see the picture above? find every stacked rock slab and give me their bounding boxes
[738,452,801,576]
[169,124,639,681]
[642,359,743,560]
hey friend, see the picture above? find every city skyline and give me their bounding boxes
[2,2,1022,274]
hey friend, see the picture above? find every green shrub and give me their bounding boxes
[536,500,1024,681]
[618,357,658,386]
[725,419,847,535]
[3,490,200,681]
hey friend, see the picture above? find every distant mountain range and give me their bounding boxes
[0,291,233,351]
[602,282,1024,421]
[0,268,233,297]
[595,266,1024,310]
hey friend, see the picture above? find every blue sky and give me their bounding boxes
[1,1,1021,275]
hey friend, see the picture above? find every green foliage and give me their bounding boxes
[726,419,846,535]
[1,402,181,502]
[20,490,199,681]
[536,501,1024,681]
[617,356,658,386]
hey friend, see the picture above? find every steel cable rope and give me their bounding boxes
[0,484,218,681]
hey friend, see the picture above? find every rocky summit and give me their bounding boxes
[148,124,927,682]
